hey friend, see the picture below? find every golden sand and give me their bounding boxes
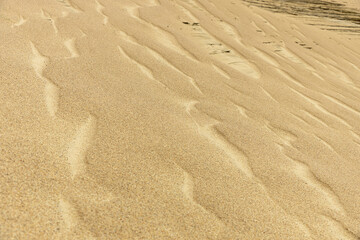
[1,0,360,239]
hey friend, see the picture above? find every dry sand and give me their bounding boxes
[1,0,360,239]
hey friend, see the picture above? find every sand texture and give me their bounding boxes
[1,0,360,239]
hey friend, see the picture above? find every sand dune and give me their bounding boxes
[1,0,360,239]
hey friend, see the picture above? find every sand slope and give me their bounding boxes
[1,0,360,239]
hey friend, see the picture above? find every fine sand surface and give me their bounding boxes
[1,0,360,239]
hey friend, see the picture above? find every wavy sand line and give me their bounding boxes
[321,215,356,240]
[252,47,280,67]
[40,9,58,34]
[212,64,231,79]
[67,115,97,179]
[205,125,255,178]
[233,102,250,119]
[117,45,167,88]
[286,151,345,214]
[294,160,345,214]
[301,110,329,128]
[64,39,79,58]
[178,166,228,227]
[147,47,203,94]
[116,29,139,45]
[312,71,325,81]
[277,140,346,216]
[313,134,338,153]
[251,21,266,36]
[95,0,109,25]
[328,65,354,85]
[182,172,194,200]
[189,0,245,46]
[323,94,360,118]
[44,82,60,118]
[265,120,346,216]
[276,68,305,88]
[125,5,139,18]
[347,61,360,72]
[118,46,153,79]
[59,197,96,238]
[59,198,78,230]
[276,47,314,71]
[56,0,83,13]
[253,12,279,32]
[125,4,199,62]
[177,1,261,79]
[12,16,27,28]
[266,123,297,146]
[30,42,59,117]
[260,86,279,104]
[186,101,254,178]
[289,88,351,128]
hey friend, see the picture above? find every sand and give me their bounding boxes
[1,0,360,239]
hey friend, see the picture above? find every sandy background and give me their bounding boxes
[1,0,360,239]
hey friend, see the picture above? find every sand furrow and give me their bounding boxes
[117,28,183,71]
[212,64,231,79]
[323,94,360,118]
[146,47,203,94]
[56,0,83,13]
[290,112,310,126]
[276,47,314,71]
[40,9,58,34]
[253,12,279,32]
[233,103,250,118]
[266,123,297,146]
[192,0,245,45]
[251,21,266,36]
[12,16,27,28]
[313,134,337,153]
[44,82,60,118]
[314,104,350,128]
[95,0,109,25]
[117,46,153,79]
[260,86,279,104]
[30,42,59,117]
[59,197,96,238]
[327,65,354,85]
[301,110,329,128]
[284,150,345,214]
[125,4,199,62]
[177,2,261,79]
[276,141,347,216]
[64,39,79,59]
[178,167,229,228]
[289,88,351,128]
[67,115,97,179]
[276,69,305,88]
[204,125,255,178]
[252,47,280,67]
[312,72,325,81]
[125,5,140,18]
[59,197,78,231]
[347,61,360,72]
[116,29,139,45]
[186,101,254,178]
[30,42,48,78]
[321,215,357,240]
[295,161,345,214]
[182,172,194,200]
[117,46,167,88]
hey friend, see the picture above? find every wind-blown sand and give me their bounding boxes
[1,0,360,239]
